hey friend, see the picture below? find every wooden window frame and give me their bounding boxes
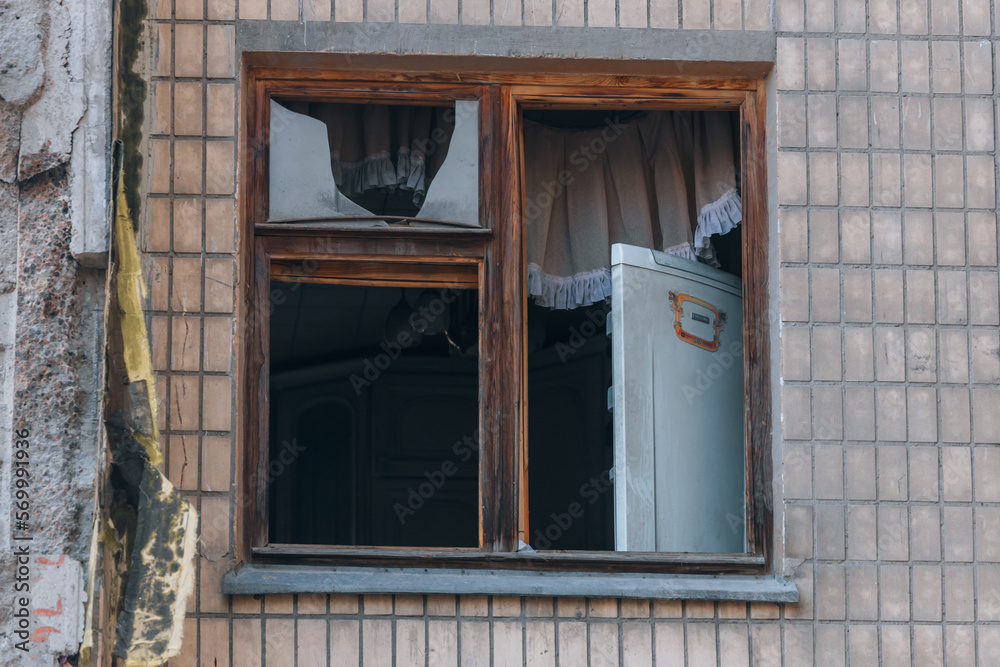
[239,65,772,575]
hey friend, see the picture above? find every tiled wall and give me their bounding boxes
[142,0,1000,661]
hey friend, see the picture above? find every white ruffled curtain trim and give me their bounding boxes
[693,188,742,261]
[332,148,429,205]
[528,264,612,310]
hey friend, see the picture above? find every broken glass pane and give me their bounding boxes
[268,99,480,227]
[269,100,373,222]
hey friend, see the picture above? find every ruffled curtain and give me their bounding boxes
[524,111,741,310]
[293,102,455,207]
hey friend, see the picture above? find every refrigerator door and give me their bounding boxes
[611,243,746,553]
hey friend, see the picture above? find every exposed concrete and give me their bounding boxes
[0,0,112,644]
[0,0,112,263]
[68,0,113,266]
[0,0,47,105]
[24,555,86,656]
[0,103,20,183]
[0,182,16,663]
[13,167,93,558]
[17,0,86,182]
[238,24,776,73]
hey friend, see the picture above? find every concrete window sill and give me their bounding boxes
[223,565,797,601]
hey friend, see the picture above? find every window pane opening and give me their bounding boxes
[522,108,746,553]
[268,280,480,548]
[527,301,615,551]
[269,99,480,227]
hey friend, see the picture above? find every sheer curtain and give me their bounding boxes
[524,111,742,310]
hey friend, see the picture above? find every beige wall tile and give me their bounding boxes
[207,25,236,78]
[776,0,802,30]
[648,0,677,28]
[168,433,198,489]
[906,386,937,442]
[429,0,459,23]
[169,374,200,431]
[150,139,172,194]
[399,0,428,23]
[205,258,235,312]
[206,141,235,195]
[932,41,962,93]
[846,445,876,500]
[202,434,232,491]
[877,386,907,441]
[901,0,928,32]
[493,621,524,667]
[619,0,646,27]
[152,82,171,135]
[328,619,359,663]
[866,0,895,32]
[174,24,204,77]
[779,209,808,262]
[147,197,171,252]
[874,270,904,323]
[558,621,588,664]
[781,325,811,382]
[587,0,616,27]
[203,316,233,372]
[901,42,931,92]
[870,40,899,91]
[335,0,363,20]
[777,39,805,91]
[173,197,202,253]
[205,198,236,253]
[206,84,236,137]
[427,621,458,667]
[461,0,490,23]
[271,0,299,20]
[902,96,931,150]
[174,139,203,195]
[305,0,331,19]
[836,38,866,90]
[171,315,201,371]
[808,38,838,90]
[525,621,555,666]
[912,505,942,560]
[944,506,974,561]
[203,374,232,431]
[809,207,836,264]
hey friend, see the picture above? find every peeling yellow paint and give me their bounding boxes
[116,464,198,666]
[113,167,162,466]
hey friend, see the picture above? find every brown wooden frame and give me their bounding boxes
[239,64,772,575]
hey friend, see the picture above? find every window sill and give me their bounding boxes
[223,565,797,602]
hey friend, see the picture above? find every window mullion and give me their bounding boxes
[479,85,522,552]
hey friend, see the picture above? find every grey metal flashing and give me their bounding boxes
[223,565,798,601]
[237,24,775,74]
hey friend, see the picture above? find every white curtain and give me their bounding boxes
[524,111,742,310]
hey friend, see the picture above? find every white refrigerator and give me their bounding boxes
[610,243,746,553]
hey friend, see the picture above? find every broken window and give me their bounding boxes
[269,99,480,226]
[244,73,771,572]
